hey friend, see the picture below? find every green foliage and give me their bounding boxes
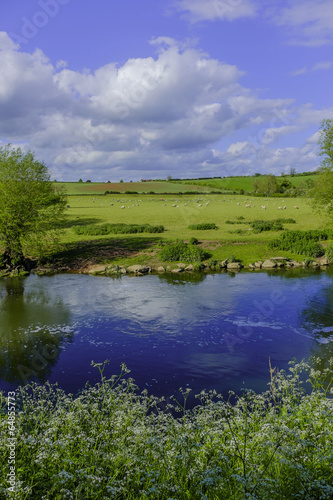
[309,119,333,217]
[0,144,67,266]
[269,230,328,257]
[275,218,296,224]
[159,240,208,262]
[189,237,199,245]
[188,222,218,230]
[225,220,246,225]
[1,359,332,499]
[325,243,333,263]
[318,118,333,170]
[251,220,284,233]
[73,223,165,235]
[253,174,279,195]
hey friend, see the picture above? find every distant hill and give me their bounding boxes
[56,181,218,195]
[57,172,318,195]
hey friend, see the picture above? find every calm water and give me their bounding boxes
[1,270,333,403]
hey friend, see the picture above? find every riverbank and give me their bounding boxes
[1,237,331,278]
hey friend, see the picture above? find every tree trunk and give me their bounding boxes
[3,237,25,269]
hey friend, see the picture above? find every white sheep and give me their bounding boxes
[294,206,299,209]
[121,205,125,209]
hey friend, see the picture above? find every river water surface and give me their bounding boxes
[1,270,333,402]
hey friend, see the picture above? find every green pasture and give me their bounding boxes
[58,193,330,266]
[179,173,318,192]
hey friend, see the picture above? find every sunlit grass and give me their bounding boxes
[52,194,331,267]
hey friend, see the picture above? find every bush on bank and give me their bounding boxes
[159,240,208,262]
[268,230,331,258]
[1,358,333,499]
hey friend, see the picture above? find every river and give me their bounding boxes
[1,269,333,404]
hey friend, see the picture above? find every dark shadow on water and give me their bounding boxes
[0,277,72,385]
[158,272,207,285]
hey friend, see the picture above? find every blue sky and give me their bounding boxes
[0,0,332,181]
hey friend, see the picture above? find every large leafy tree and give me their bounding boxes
[310,119,333,216]
[0,144,67,269]
[252,174,279,196]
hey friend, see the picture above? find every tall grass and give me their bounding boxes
[1,358,333,499]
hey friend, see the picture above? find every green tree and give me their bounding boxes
[310,119,333,216]
[318,118,333,169]
[0,145,67,269]
[253,174,279,196]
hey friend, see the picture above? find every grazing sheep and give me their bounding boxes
[110,203,113,206]
[121,205,125,209]
[283,206,286,210]
[261,205,266,209]
[278,207,282,210]
[294,206,299,209]
[172,204,177,207]
[245,204,251,208]
[184,203,187,206]
[198,204,202,207]
[237,202,240,206]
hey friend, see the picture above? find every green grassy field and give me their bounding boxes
[178,174,318,192]
[53,191,331,268]
[57,181,216,195]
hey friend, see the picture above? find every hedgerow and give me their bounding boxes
[72,223,165,235]
[188,223,218,230]
[250,220,284,233]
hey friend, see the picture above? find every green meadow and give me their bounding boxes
[53,187,331,269]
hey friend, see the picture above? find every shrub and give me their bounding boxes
[72,223,165,236]
[275,218,296,224]
[189,237,199,245]
[251,220,284,233]
[159,240,208,262]
[225,220,246,225]
[325,243,333,262]
[228,229,246,235]
[269,230,326,257]
[188,223,218,230]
